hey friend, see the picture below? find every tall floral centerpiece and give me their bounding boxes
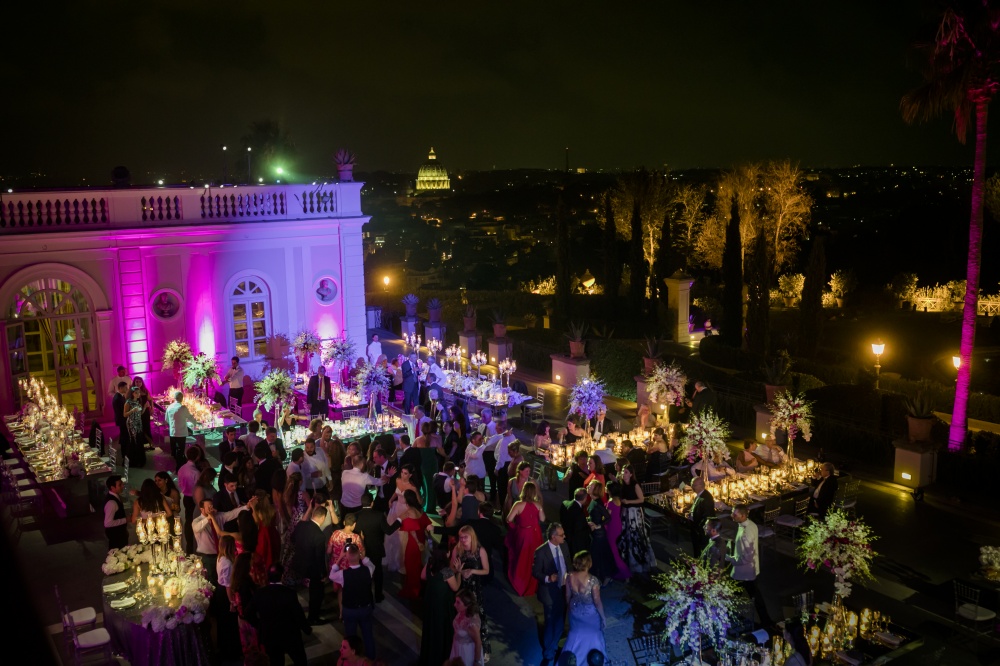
[182,353,219,396]
[799,509,877,600]
[162,340,193,386]
[354,362,390,405]
[254,369,295,415]
[646,362,688,418]
[292,330,321,373]
[652,555,745,664]
[677,409,731,465]
[322,336,357,381]
[769,390,814,465]
[569,375,606,439]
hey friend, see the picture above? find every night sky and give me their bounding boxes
[0,1,981,184]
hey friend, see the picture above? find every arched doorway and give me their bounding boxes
[6,278,100,414]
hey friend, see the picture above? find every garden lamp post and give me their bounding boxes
[953,355,961,383]
[383,276,389,293]
[871,340,885,389]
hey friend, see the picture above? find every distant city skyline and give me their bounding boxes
[0,1,985,185]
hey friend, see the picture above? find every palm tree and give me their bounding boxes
[901,1,1000,452]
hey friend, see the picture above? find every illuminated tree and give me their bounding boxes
[610,170,673,307]
[902,1,1000,451]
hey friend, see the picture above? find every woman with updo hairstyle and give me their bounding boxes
[398,488,432,599]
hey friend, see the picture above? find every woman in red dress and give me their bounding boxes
[582,454,607,510]
[398,489,432,599]
[505,481,545,596]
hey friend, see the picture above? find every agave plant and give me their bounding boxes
[464,304,476,318]
[427,297,442,310]
[565,320,589,342]
[903,392,935,419]
[402,293,419,306]
[334,148,356,166]
[490,308,506,324]
[644,336,662,359]
[762,351,792,385]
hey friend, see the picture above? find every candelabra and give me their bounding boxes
[498,358,517,388]
[136,512,184,572]
[470,350,487,378]
[404,333,421,354]
[427,337,442,362]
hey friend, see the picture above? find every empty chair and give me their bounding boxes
[521,387,544,427]
[54,584,98,652]
[954,580,997,634]
[775,498,810,544]
[758,507,780,551]
[56,584,112,665]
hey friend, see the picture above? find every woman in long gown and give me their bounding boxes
[123,385,147,467]
[561,551,607,665]
[132,375,153,450]
[604,481,631,581]
[586,481,614,583]
[450,525,491,662]
[398,489,432,599]
[582,455,606,509]
[252,491,280,579]
[418,547,461,666]
[279,473,307,584]
[449,588,484,666]
[503,461,531,518]
[385,465,420,571]
[618,465,657,573]
[228,551,267,666]
[505,481,544,596]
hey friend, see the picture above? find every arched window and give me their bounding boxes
[229,277,271,362]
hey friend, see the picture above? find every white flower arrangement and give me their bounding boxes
[799,509,877,599]
[292,330,321,358]
[322,336,357,366]
[652,555,745,652]
[354,362,390,403]
[182,353,219,389]
[980,545,1000,570]
[161,339,193,368]
[769,391,814,442]
[101,544,152,575]
[254,369,295,412]
[140,561,212,631]
[678,409,731,464]
[646,362,687,406]
[569,376,606,420]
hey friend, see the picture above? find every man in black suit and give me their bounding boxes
[560,488,591,557]
[213,473,248,531]
[468,502,505,583]
[689,476,715,557]
[291,503,333,624]
[700,519,728,568]
[353,493,401,602]
[370,448,393,513]
[532,522,571,666]
[253,564,312,666]
[264,426,287,463]
[254,441,283,495]
[218,427,239,465]
[306,365,332,419]
[591,405,616,440]
[688,381,718,416]
[395,436,423,489]
[401,352,419,414]
[111,381,128,457]
[808,462,839,518]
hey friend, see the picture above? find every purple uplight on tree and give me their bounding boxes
[902,1,1000,452]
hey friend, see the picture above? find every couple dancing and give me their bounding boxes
[532,523,606,666]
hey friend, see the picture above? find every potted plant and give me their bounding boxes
[334,148,355,182]
[491,308,507,339]
[463,305,477,333]
[427,297,442,323]
[889,272,918,310]
[829,269,857,308]
[762,351,792,404]
[903,392,935,443]
[565,320,589,359]
[643,336,662,374]
[778,273,805,307]
[402,293,419,318]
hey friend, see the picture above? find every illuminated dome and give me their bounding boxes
[415,147,450,191]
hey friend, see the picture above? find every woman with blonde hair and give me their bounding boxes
[449,525,490,661]
[505,481,544,596]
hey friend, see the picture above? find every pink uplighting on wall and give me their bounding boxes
[316,314,340,341]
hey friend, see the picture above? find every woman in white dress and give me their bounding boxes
[384,464,421,572]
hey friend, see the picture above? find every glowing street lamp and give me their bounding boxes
[246,146,252,183]
[382,276,390,293]
[871,340,885,389]
[953,355,961,370]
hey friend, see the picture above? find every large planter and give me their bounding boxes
[764,384,786,404]
[463,316,476,333]
[907,415,934,443]
[428,307,442,323]
[569,340,586,359]
[493,323,507,339]
[835,297,844,308]
[337,165,354,182]
[404,303,418,318]
[643,357,659,374]
[783,296,795,307]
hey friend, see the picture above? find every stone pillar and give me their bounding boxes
[753,404,773,444]
[635,375,649,407]
[400,317,420,338]
[551,354,590,388]
[488,338,513,366]
[459,331,479,359]
[424,321,447,345]
[663,271,694,344]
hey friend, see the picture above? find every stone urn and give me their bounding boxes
[493,323,507,339]
[427,298,442,323]
[764,384,786,405]
[907,415,934,443]
[402,294,419,318]
[463,315,477,332]
[569,340,586,359]
[643,357,659,374]
[337,164,354,182]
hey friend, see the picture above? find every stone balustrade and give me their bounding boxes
[0,182,363,233]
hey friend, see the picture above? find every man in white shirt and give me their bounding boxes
[366,334,382,365]
[754,438,787,468]
[726,504,772,627]
[223,356,245,406]
[287,448,305,479]
[107,365,128,397]
[192,496,251,584]
[303,437,330,494]
[594,437,617,467]
[329,545,376,659]
[240,421,264,451]
[479,408,499,501]
[424,358,446,389]
[164,390,193,471]
[340,455,393,515]
[177,447,202,555]
[103,475,129,550]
